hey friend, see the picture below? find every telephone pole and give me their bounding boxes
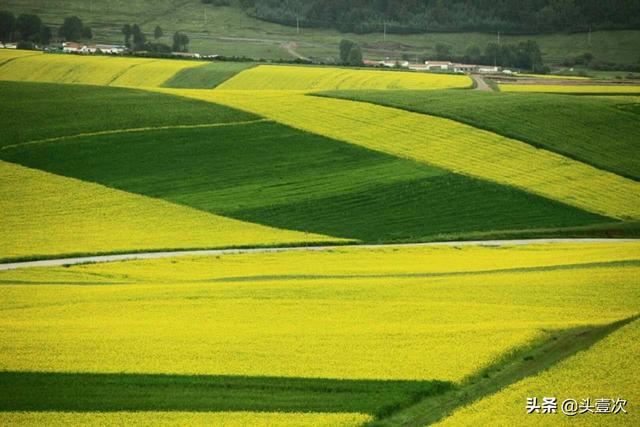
[383,22,387,42]
[297,16,300,35]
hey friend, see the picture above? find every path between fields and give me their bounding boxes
[471,74,493,91]
[0,239,636,271]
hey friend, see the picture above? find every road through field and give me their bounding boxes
[1,239,636,271]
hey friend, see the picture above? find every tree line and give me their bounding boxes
[239,0,640,34]
[0,11,93,46]
[121,23,190,53]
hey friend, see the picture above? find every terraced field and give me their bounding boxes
[322,90,640,180]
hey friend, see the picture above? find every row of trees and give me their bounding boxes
[0,11,92,45]
[240,0,640,34]
[121,24,190,52]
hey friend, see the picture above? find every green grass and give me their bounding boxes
[162,61,255,89]
[321,90,640,181]
[1,100,610,242]
[0,81,255,148]
[3,0,640,66]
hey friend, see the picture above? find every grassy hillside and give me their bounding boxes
[0,82,609,243]
[0,160,338,261]
[0,243,638,423]
[321,90,640,180]
[0,80,255,147]
[2,0,639,66]
[170,89,640,221]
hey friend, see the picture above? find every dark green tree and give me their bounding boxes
[172,31,189,52]
[0,10,15,42]
[154,25,163,40]
[122,24,132,48]
[339,39,354,63]
[40,25,52,45]
[131,24,146,50]
[82,26,93,39]
[347,44,363,66]
[16,14,42,42]
[58,16,85,41]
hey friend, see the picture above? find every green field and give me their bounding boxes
[321,90,640,181]
[0,81,618,243]
[163,61,255,89]
[2,0,640,67]
[0,80,255,147]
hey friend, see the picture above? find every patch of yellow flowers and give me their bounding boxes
[0,50,203,87]
[0,411,373,427]
[437,318,640,426]
[217,64,472,90]
[1,243,638,382]
[0,160,342,260]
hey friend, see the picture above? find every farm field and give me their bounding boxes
[436,318,640,426]
[0,160,339,261]
[163,61,256,89]
[0,243,638,424]
[321,90,640,180]
[0,50,205,87]
[499,84,640,94]
[215,64,472,91]
[0,81,613,243]
[1,47,639,426]
[166,88,640,221]
[0,81,257,147]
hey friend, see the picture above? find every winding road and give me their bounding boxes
[0,239,636,271]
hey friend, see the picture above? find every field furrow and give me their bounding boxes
[158,89,640,221]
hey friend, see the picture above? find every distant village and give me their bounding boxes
[365,59,513,75]
[0,40,512,75]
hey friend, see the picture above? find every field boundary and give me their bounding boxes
[0,119,271,151]
[370,315,640,426]
[315,92,640,182]
[1,238,637,271]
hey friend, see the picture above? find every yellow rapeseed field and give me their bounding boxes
[0,50,203,87]
[0,411,373,427]
[437,319,640,426]
[1,243,638,382]
[500,84,640,93]
[159,89,640,221]
[216,64,472,91]
[0,160,341,260]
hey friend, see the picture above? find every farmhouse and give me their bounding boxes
[423,61,453,71]
[62,42,126,54]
